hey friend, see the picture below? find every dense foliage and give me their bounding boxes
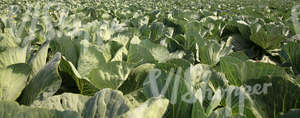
[0,0,299,118]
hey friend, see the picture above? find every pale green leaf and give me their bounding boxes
[0,64,31,101]
[19,53,62,105]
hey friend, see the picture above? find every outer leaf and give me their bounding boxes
[0,46,27,68]
[31,88,168,118]
[127,43,156,66]
[119,63,156,94]
[31,93,90,113]
[0,33,18,49]
[0,101,80,118]
[0,64,31,101]
[219,56,285,85]
[228,51,249,61]
[120,97,169,118]
[88,61,131,90]
[101,41,123,62]
[247,76,300,118]
[77,40,106,78]
[195,40,232,65]
[225,33,252,51]
[28,40,49,82]
[59,56,99,96]
[250,24,285,50]
[143,66,192,118]
[186,64,263,118]
[128,39,184,66]
[140,40,184,63]
[282,42,300,74]
[51,36,79,67]
[19,53,62,105]
[221,21,251,40]
[192,100,207,118]
[206,89,222,115]
[111,47,128,62]
[123,89,148,108]
[82,88,130,118]
[189,65,227,118]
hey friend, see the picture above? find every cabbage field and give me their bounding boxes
[0,0,300,117]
